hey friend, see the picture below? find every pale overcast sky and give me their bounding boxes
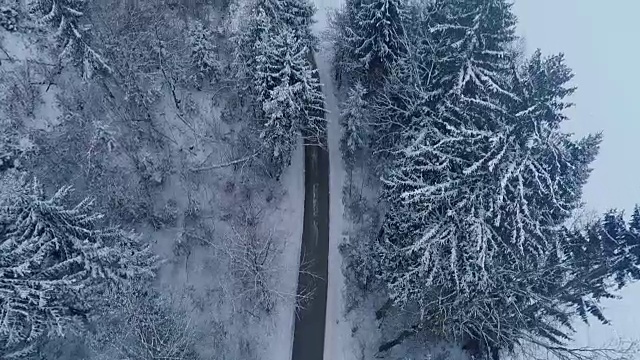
[513,0,640,349]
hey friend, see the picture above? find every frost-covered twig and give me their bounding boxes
[520,338,639,360]
[190,151,260,172]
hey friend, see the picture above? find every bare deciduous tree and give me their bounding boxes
[89,286,201,360]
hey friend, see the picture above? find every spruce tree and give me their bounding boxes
[556,209,640,329]
[590,210,640,289]
[376,6,603,353]
[343,0,407,86]
[278,0,316,49]
[431,0,517,98]
[627,206,640,268]
[238,0,323,176]
[29,0,110,77]
[0,178,158,357]
[187,21,219,90]
[235,4,272,85]
[340,83,369,170]
[238,0,316,66]
[255,28,324,174]
[330,0,363,85]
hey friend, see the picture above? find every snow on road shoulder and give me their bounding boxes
[317,47,352,360]
[264,137,305,360]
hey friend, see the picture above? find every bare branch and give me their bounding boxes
[190,151,260,172]
[518,338,639,360]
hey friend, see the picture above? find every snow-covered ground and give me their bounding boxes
[265,138,305,360]
[2,22,306,359]
[140,70,306,360]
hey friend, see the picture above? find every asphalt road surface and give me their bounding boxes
[291,141,330,360]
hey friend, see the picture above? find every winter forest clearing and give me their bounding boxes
[0,0,639,359]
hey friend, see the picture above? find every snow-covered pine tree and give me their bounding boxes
[539,209,640,343]
[236,0,316,77]
[628,205,640,267]
[583,209,640,290]
[277,0,316,50]
[385,0,519,147]
[495,209,640,359]
[354,0,519,162]
[0,177,158,357]
[28,0,110,77]
[235,0,323,176]
[329,0,361,86]
[430,0,517,99]
[376,10,603,355]
[255,27,325,175]
[378,0,525,291]
[340,82,369,170]
[400,1,441,87]
[187,21,219,90]
[342,0,407,86]
[233,3,268,84]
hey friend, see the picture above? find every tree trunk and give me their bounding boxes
[377,323,420,353]
[462,338,481,359]
[375,298,393,320]
[491,346,500,360]
[378,329,413,353]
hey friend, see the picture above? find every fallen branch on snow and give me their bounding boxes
[190,151,259,172]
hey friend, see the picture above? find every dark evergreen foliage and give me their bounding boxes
[30,0,110,77]
[336,0,407,86]
[333,0,640,358]
[235,0,324,176]
[0,177,158,357]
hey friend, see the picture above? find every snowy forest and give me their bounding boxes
[0,0,638,359]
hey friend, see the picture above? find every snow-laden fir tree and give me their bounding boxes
[573,208,640,291]
[340,83,369,170]
[384,0,519,142]
[520,208,640,355]
[347,0,518,160]
[249,0,316,38]
[233,0,323,176]
[339,0,407,86]
[429,0,517,99]
[388,0,518,161]
[379,0,526,286]
[187,20,219,90]
[0,177,158,357]
[627,206,640,271]
[399,1,442,87]
[255,27,325,175]
[235,0,316,79]
[276,0,316,49]
[233,4,270,85]
[28,0,110,77]
[376,7,604,354]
